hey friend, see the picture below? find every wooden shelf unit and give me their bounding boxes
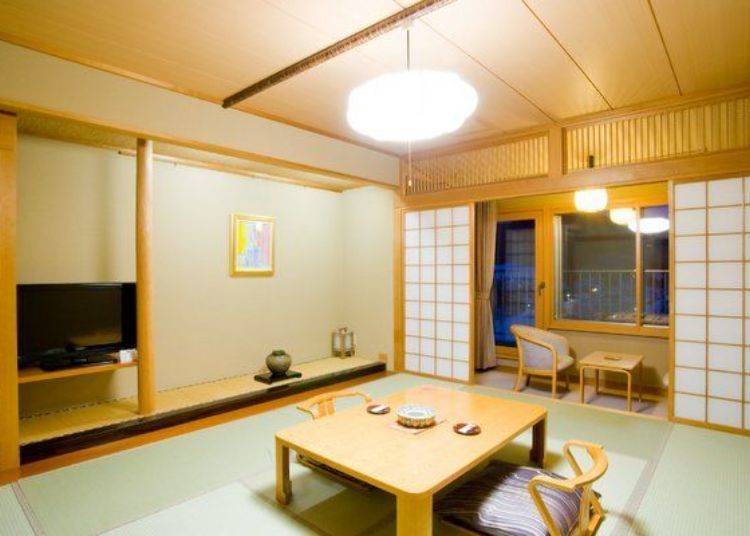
[18,360,138,384]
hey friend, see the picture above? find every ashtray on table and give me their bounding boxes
[396,404,436,428]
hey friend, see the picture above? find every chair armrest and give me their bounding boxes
[562,440,608,487]
[296,390,372,419]
[527,441,609,536]
[527,475,569,536]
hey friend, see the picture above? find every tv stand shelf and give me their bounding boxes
[18,360,137,384]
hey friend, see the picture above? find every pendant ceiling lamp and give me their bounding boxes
[574,189,608,212]
[346,28,477,142]
[609,207,636,226]
[628,217,670,234]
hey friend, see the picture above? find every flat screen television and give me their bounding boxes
[17,283,136,368]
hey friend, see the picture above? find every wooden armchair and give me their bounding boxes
[437,439,608,536]
[511,324,575,397]
[296,389,372,419]
[295,389,373,491]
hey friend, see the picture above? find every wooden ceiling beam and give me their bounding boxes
[222,0,456,108]
[645,0,683,96]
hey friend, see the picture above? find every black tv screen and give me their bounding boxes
[17,283,136,367]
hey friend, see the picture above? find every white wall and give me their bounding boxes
[17,136,394,415]
[342,187,395,367]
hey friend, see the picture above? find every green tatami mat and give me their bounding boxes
[0,485,34,535]
[16,373,672,536]
[105,481,318,536]
[98,375,668,536]
[631,424,750,536]
[17,374,451,536]
[19,409,303,536]
[464,384,671,536]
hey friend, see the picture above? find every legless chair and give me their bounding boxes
[437,439,608,536]
[295,389,373,490]
[296,388,371,420]
[511,324,575,398]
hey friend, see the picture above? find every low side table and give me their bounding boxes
[579,351,644,412]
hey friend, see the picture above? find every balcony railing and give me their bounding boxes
[493,267,669,345]
[558,269,668,325]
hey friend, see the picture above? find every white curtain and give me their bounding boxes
[475,201,497,370]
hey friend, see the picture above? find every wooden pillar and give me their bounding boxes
[136,139,156,414]
[0,112,19,474]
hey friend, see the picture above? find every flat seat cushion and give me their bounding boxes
[436,462,582,536]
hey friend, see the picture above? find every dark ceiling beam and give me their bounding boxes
[222,0,456,108]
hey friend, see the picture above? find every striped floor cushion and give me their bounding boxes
[436,462,583,536]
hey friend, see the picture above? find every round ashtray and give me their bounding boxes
[367,404,390,415]
[453,422,481,436]
[396,404,436,428]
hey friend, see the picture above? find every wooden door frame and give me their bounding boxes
[494,210,545,360]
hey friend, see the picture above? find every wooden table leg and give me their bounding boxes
[579,367,585,404]
[595,369,599,394]
[530,416,546,467]
[639,362,644,403]
[275,437,291,505]
[397,493,432,536]
[626,370,632,412]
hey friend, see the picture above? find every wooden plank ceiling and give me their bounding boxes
[0,0,747,156]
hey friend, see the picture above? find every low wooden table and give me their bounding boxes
[579,351,644,411]
[275,385,547,535]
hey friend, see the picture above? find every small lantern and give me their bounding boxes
[332,327,356,358]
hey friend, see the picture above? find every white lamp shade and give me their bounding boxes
[609,208,636,226]
[347,70,478,142]
[628,217,669,234]
[574,189,608,212]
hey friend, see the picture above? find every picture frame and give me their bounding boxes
[230,213,275,276]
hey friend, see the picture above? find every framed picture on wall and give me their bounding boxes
[230,213,275,276]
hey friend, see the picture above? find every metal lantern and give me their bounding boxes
[332,327,356,358]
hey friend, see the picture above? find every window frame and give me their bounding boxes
[544,194,669,339]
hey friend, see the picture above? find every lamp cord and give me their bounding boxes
[406,26,413,190]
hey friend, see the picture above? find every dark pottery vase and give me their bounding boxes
[266,349,291,376]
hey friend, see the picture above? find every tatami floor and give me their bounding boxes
[2,373,748,536]
[476,367,669,418]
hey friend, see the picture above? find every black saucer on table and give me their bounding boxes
[254,370,302,385]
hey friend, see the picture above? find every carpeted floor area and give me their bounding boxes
[1,373,748,535]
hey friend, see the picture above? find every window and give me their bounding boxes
[640,205,669,326]
[493,220,536,347]
[554,204,669,330]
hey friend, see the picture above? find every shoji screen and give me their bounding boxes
[673,177,749,431]
[403,205,473,381]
